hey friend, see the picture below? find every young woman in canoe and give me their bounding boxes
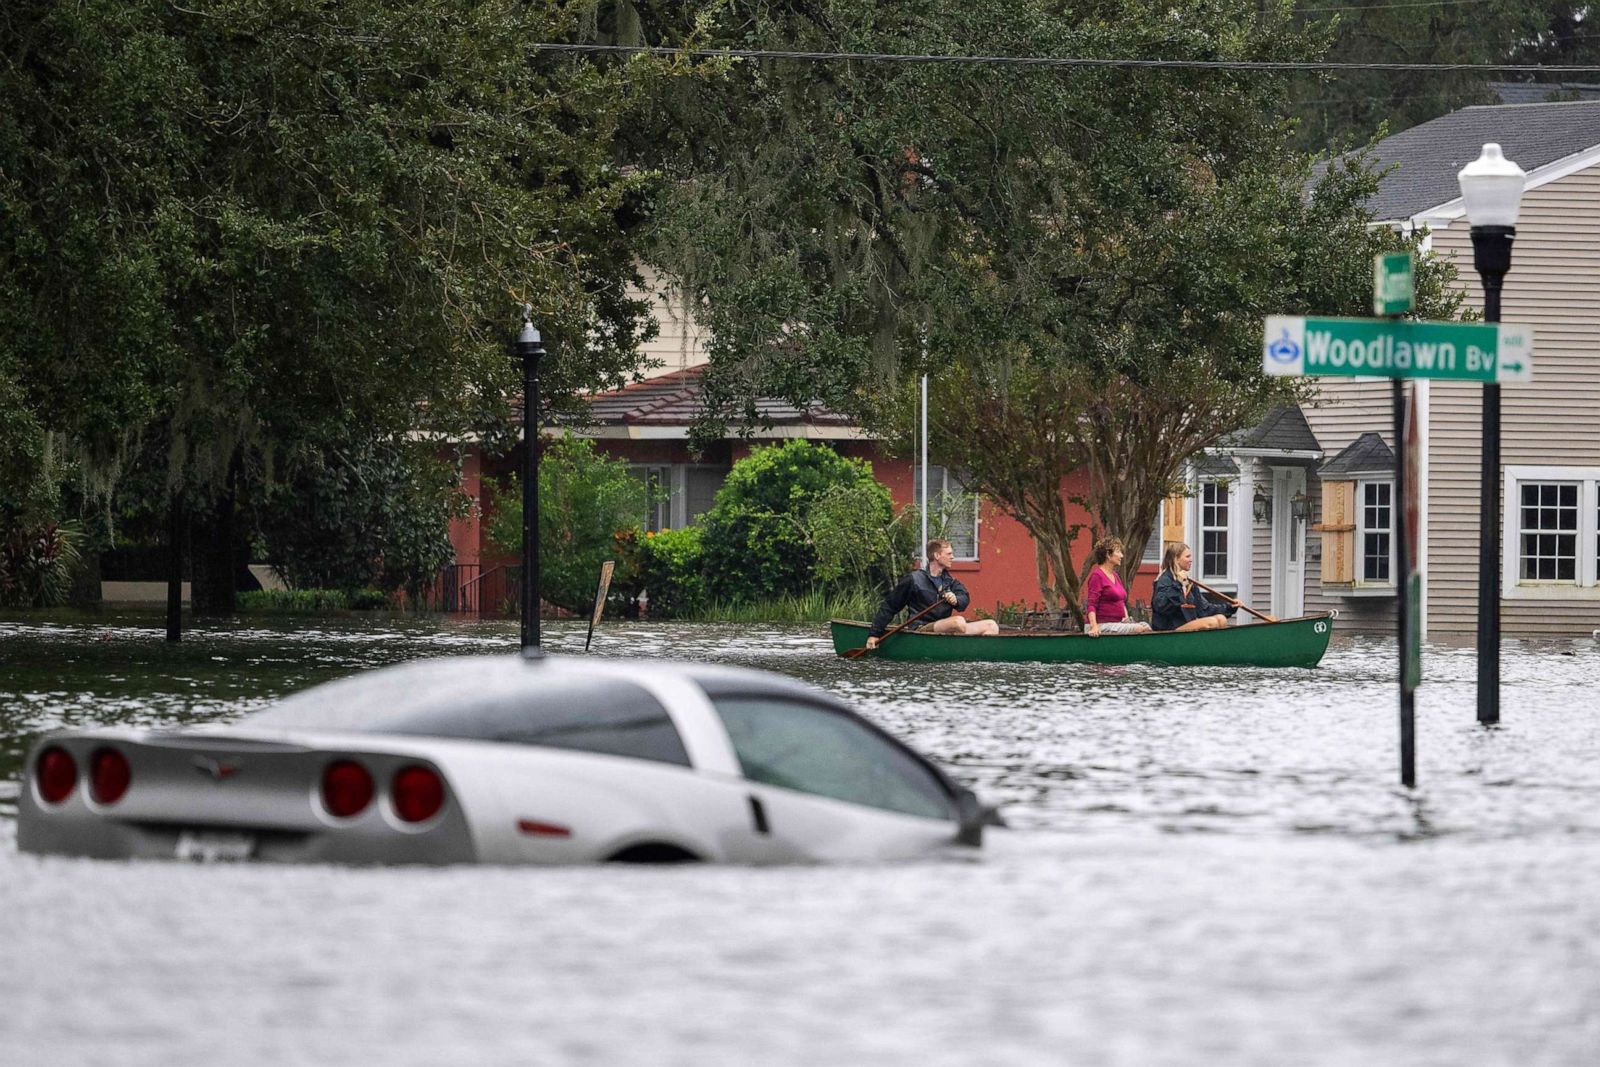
[1151,543,1237,632]
[1083,537,1152,637]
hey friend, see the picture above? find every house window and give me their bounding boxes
[1199,481,1230,579]
[629,465,671,532]
[1518,481,1578,582]
[1500,467,1600,598]
[925,466,979,561]
[1142,518,1162,565]
[1359,481,1394,583]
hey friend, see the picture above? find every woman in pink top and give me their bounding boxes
[1083,537,1152,637]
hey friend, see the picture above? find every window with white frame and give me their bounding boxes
[1199,480,1230,579]
[1358,480,1394,583]
[1518,480,1578,582]
[1500,467,1600,596]
[924,465,980,561]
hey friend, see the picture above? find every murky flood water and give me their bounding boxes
[3,613,1599,1065]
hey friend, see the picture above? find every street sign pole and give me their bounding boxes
[1395,381,1420,788]
[1265,295,1534,787]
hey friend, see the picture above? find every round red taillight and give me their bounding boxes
[321,760,375,818]
[89,747,132,805]
[391,765,444,824]
[36,746,77,805]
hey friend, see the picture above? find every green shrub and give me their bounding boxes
[487,437,650,614]
[348,588,392,610]
[701,440,883,603]
[237,587,389,613]
[260,438,463,600]
[686,584,881,623]
[638,526,706,619]
[239,588,352,613]
[804,480,900,587]
[0,522,81,607]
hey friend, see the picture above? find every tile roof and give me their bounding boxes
[1347,101,1600,222]
[1221,404,1322,456]
[579,365,855,427]
[1319,432,1395,477]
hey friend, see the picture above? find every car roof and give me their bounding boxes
[247,654,838,731]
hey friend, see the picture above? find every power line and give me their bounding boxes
[1297,0,1501,11]
[534,42,1600,74]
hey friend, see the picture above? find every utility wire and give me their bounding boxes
[534,42,1600,74]
[1297,0,1503,11]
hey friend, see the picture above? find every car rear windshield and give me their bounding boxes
[375,677,690,767]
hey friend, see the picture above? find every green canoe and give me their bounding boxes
[830,613,1335,668]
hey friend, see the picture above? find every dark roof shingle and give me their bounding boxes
[1319,432,1395,477]
[1346,101,1600,222]
[1221,404,1322,456]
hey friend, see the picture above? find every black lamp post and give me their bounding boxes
[516,306,545,656]
[1457,143,1526,726]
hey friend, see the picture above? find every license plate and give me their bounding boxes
[175,830,257,862]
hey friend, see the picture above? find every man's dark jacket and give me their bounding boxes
[869,569,971,637]
[1150,571,1237,632]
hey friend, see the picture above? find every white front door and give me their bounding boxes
[1271,467,1306,619]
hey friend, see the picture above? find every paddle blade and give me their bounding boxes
[842,646,870,659]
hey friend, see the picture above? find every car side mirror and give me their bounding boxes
[954,788,1005,847]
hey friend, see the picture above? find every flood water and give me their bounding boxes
[3,613,1599,1066]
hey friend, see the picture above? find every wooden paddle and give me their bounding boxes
[1189,576,1277,624]
[844,597,950,658]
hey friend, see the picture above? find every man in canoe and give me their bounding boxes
[1151,543,1238,632]
[865,539,1000,649]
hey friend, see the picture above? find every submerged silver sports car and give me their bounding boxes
[17,654,997,864]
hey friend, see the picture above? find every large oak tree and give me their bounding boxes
[635,0,1462,613]
[0,0,659,607]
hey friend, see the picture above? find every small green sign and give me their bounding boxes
[1373,252,1414,316]
[1403,571,1422,691]
[1263,316,1533,384]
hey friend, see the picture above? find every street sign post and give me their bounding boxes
[1264,308,1535,789]
[1263,315,1533,383]
[1403,388,1422,693]
[1374,252,1414,316]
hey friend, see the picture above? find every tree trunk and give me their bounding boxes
[69,547,102,608]
[190,463,247,616]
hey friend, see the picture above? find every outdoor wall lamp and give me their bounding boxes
[1290,491,1310,522]
[1253,489,1271,525]
[1458,142,1527,727]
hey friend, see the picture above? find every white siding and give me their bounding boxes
[635,263,709,375]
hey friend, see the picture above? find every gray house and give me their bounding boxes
[1292,102,1600,638]
[1165,102,1600,636]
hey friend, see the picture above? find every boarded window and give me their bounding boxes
[1162,494,1186,553]
[1318,480,1356,584]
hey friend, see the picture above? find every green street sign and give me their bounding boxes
[1373,252,1414,316]
[1263,315,1533,383]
